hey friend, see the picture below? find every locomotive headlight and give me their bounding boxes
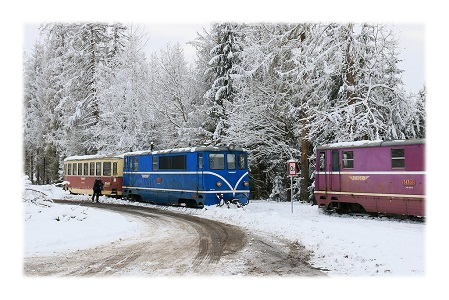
[216,181,222,187]
[243,181,249,187]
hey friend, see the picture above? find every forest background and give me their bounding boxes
[22,21,426,202]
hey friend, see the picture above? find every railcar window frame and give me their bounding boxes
[171,155,186,170]
[152,156,159,171]
[96,162,102,176]
[133,157,139,172]
[83,163,88,176]
[103,162,111,176]
[332,150,340,171]
[391,148,405,168]
[90,162,95,176]
[342,151,354,169]
[198,153,203,169]
[227,154,236,169]
[210,153,225,170]
[113,162,118,176]
[159,155,187,170]
[238,154,247,170]
[319,151,326,171]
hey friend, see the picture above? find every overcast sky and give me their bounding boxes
[19,19,430,93]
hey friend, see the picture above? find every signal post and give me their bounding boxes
[287,159,297,213]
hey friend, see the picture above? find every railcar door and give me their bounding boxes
[331,150,341,191]
[317,151,327,192]
[197,152,204,192]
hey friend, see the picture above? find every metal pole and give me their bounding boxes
[291,176,293,213]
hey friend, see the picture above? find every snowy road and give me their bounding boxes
[19,201,333,281]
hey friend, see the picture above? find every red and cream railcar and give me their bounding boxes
[314,139,425,217]
[63,154,124,197]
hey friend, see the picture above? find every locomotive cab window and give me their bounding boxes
[238,154,246,170]
[210,153,225,170]
[227,154,236,169]
[342,151,354,169]
[319,151,326,171]
[391,148,405,168]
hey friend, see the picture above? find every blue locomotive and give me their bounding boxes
[121,146,250,207]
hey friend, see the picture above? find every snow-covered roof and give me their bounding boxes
[64,146,246,161]
[123,145,245,156]
[64,153,124,162]
[317,138,425,150]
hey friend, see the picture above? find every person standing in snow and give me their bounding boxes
[92,177,103,203]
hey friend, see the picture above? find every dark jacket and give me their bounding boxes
[93,179,103,192]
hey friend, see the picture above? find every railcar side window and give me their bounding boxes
[67,163,72,175]
[78,163,82,175]
[391,148,405,168]
[160,156,170,169]
[90,162,95,176]
[152,156,159,171]
[123,157,127,170]
[159,155,187,170]
[210,154,225,170]
[227,154,236,169]
[319,152,326,171]
[103,162,111,176]
[198,153,203,169]
[96,162,102,176]
[342,151,354,169]
[83,163,88,176]
[133,157,139,172]
[73,163,77,175]
[332,150,340,171]
[113,162,118,176]
[171,155,186,170]
[238,154,247,170]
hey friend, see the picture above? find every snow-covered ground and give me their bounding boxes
[23,178,424,277]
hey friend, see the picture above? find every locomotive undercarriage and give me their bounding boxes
[326,201,366,214]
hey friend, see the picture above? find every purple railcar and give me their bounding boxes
[314,139,425,217]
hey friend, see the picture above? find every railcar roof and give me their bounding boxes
[64,153,123,162]
[123,145,245,156]
[64,146,245,161]
[317,138,425,150]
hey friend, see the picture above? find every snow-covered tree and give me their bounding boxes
[94,25,154,153]
[147,43,200,149]
[308,24,412,143]
[202,23,243,144]
[23,21,426,196]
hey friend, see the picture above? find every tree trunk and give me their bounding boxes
[300,119,310,202]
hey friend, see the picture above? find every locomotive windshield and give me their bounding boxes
[238,154,246,169]
[209,154,225,169]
